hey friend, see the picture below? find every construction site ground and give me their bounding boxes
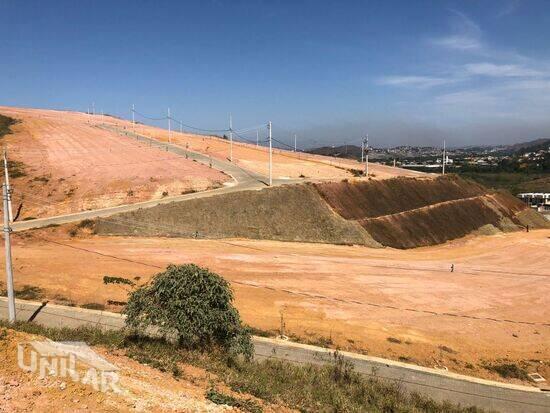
[3,227,549,387]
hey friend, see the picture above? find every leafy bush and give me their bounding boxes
[483,362,529,380]
[124,264,253,358]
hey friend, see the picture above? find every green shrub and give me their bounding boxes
[483,362,529,380]
[124,264,253,358]
[205,388,262,412]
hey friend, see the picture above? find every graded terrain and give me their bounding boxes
[4,227,549,386]
[95,175,549,248]
[0,107,230,220]
[1,105,549,389]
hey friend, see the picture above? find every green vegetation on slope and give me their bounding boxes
[460,172,550,194]
[0,321,483,413]
[0,114,17,138]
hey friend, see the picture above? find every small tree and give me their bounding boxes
[123,264,253,358]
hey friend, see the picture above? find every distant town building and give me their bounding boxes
[517,193,550,212]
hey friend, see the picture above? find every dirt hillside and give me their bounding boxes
[315,176,549,248]
[0,106,229,219]
[95,184,380,247]
[96,175,548,248]
[313,175,488,219]
[0,328,256,412]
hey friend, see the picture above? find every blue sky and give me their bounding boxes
[1,0,549,147]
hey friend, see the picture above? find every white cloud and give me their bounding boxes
[496,0,521,18]
[432,35,482,51]
[431,10,483,51]
[464,62,544,77]
[376,76,452,88]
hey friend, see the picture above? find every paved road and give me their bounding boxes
[1,298,549,413]
[13,126,301,232]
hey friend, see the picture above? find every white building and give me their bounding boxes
[517,193,550,212]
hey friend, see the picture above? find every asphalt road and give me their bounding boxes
[1,298,549,413]
[12,126,301,232]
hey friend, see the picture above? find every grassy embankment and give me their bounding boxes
[0,320,484,413]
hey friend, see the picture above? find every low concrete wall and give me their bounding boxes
[1,298,549,413]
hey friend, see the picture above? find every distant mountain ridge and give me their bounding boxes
[306,138,550,158]
[307,145,362,159]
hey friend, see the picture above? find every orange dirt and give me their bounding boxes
[0,328,287,412]
[0,107,229,219]
[111,114,425,181]
[5,227,550,385]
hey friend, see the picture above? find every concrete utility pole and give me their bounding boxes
[168,108,171,143]
[131,104,135,133]
[3,183,15,323]
[294,134,297,152]
[442,139,446,175]
[3,150,13,222]
[268,121,273,186]
[92,102,95,116]
[361,140,364,163]
[256,130,259,146]
[364,135,369,176]
[229,114,233,162]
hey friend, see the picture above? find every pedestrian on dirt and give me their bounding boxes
[450,264,454,273]
[526,224,529,232]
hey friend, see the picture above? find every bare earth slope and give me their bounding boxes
[314,175,549,248]
[96,184,379,247]
[0,328,285,412]
[96,175,549,248]
[125,119,424,181]
[0,107,229,219]
[313,175,488,219]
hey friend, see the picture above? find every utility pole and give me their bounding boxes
[131,104,135,133]
[256,130,259,146]
[442,139,446,175]
[294,134,297,152]
[268,121,272,186]
[229,114,233,162]
[364,134,369,176]
[168,108,171,143]
[3,150,13,222]
[3,183,15,323]
[361,140,364,163]
[92,102,95,116]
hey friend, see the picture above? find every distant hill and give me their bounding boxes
[307,145,362,159]
[503,138,550,155]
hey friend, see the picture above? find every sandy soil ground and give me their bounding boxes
[0,107,229,219]
[133,121,425,181]
[0,328,287,412]
[5,227,549,385]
